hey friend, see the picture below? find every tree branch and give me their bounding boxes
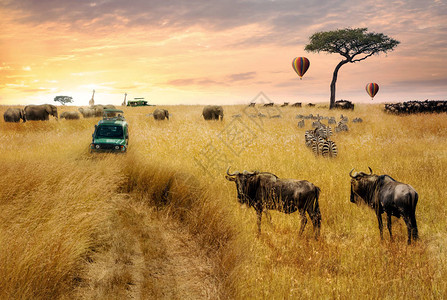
[351,52,376,63]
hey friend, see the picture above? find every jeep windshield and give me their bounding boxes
[95,125,124,139]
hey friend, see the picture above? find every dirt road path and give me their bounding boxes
[75,195,220,299]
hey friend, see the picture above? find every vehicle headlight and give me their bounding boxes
[95,144,100,149]
[115,145,120,150]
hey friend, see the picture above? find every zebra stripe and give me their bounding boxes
[321,140,338,158]
[314,125,333,139]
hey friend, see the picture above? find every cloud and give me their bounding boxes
[390,77,447,89]
[22,87,54,93]
[166,77,224,86]
[166,78,196,86]
[228,72,256,81]
[3,0,447,50]
[166,72,257,87]
[1,0,446,105]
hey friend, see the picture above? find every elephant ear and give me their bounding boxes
[45,105,52,114]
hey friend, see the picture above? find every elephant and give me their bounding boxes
[60,111,80,120]
[90,105,104,117]
[3,108,26,122]
[24,104,58,121]
[78,107,96,118]
[202,105,224,121]
[103,104,117,117]
[153,109,169,120]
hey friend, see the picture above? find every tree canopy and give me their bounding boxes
[305,28,400,108]
[54,96,73,105]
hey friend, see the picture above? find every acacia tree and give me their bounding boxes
[305,28,399,109]
[54,96,73,105]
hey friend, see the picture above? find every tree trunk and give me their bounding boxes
[330,60,349,109]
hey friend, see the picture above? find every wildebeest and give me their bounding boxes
[349,167,419,244]
[334,100,354,110]
[225,168,321,239]
[263,103,274,107]
[384,100,447,114]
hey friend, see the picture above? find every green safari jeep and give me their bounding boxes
[90,109,129,153]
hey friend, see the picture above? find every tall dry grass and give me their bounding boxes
[1,104,447,299]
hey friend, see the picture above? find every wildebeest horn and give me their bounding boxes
[349,168,357,178]
[243,170,256,175]
[368,167,373,175]
[226,167,237,176]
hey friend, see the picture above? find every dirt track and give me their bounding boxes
[75,195,219,299]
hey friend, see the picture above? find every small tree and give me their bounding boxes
[305,28,399,109]
[54,96,73,105]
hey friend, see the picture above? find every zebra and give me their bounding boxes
[311,136,326,156]
[305,128,338,158]
[321,140,338,158]
[312,120,322,128]
[305,130,314,147]
[314,125,333,139]
[297,119,305,128]
[335,122,348,132]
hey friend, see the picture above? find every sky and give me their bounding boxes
[1,0,446,106]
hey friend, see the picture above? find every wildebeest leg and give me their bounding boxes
[403,216,412,245]
[263,210,272,224]
[299,210,307,235]
[377,213,384,240]
[256,209,262,237]
[411,214,419,241]
[312,216,320,240]
[386,213,393,242]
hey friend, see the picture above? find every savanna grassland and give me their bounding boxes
[1,103,447,299]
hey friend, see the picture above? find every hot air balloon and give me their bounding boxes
[292,57,310,80]
[366,83,379,100]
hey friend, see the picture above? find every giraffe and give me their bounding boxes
[122,93,127,106]
[89,89,95,106]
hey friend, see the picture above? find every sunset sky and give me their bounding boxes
[1,0,446,106]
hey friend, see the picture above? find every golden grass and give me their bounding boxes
[1,104,447,299]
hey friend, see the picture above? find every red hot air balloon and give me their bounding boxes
[366,83,379,100]
[292,57,310,80]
